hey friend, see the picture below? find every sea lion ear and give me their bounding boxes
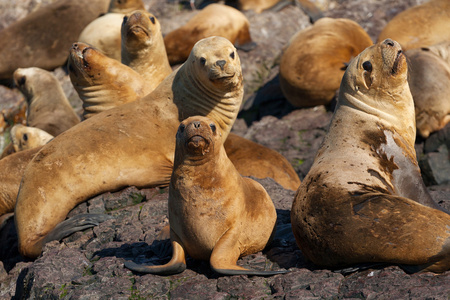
[362,60,373,89]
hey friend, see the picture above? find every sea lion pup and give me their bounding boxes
[121,10,172,87]
[68,42,151,119]
[406,42,450,138]
[10,124,54,152]
[224,133,300,191]
[291,39,450,273]
[125,116,286,276]
[279,18,373,108]
[15,36,243,259]
[164,3,256,65]
[377,0,450,51]
[0,0,110,80]
[13,67,81,136]
[78,0,146,61]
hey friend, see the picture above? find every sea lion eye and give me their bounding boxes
[230,51,235,59]
[179,124,185,133]
[149,16,155,24]
[18,76,26,86]
[362,61,372,72]
[23,133,28,141]
[123,16,128,23]
[200,57,206,66]
[210,123,216,133]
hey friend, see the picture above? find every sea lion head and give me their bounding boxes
[13,67,55,102]
[10,124,54,152]
[175,116,222,162]
[68,42,108,86]
[187,36,243,91]
[108,0,146,14]
[339,39,415,139]
[121,10,160,52]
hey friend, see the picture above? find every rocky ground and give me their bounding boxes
[0,0,449,298]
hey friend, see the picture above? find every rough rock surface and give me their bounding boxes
[0,0,449,298]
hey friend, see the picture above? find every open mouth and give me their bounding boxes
[391,50,403,75]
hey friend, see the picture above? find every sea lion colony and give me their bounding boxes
[0,0,449,276]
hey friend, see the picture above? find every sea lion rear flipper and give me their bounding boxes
[235,41,257,52]
[124,236,187,275]
[294,0,323,23]
[44,213,113,243]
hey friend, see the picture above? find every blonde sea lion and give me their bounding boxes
[406,42,450,138]
[291,39,450,273]
[125,116,286,276]
[279,17,373,108]
[121,10,172,88]
[78,0,146,61]
[10,124,54,152]
[15,36,243,258]
[164,3,255,65]
[13,67,81,136]
[224,133,300,191]
[0,0,110,80]
[68,42,151,119]
[377,0,450,51]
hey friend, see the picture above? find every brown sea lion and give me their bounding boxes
[164,3,255,65]
[15,36,244,258]
[224,133,300,191]
[13,67,81,136]
[377,0,450,51]
[78,0,146,61]
[10,124,54,152]
[279,17,373,108]
[125,116,286,276]
[121,10,172,88]
[68,42,151,119]
[406,42,450,138]
[0,0,110,80]
[291,39,450,273]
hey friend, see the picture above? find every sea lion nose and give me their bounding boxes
[193,121,201,128]
[383,39,395,47]
[216,60,226,70]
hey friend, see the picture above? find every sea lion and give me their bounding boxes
[15,36,243,258]
[291,39,450,273]
[0,0,110,80]
[78,0,146,61]
[10,124,54,152]
[164,3,255,65]
[279,17,373,108]
[224,133,300,191]
[406,42,450,138]
[13,67,81,136]
[68,42,151,119]
[377,0,450,51]
[125,116,286,276]
[121,10,172,87]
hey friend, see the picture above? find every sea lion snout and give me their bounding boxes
[383,39,395,47]
[216,60,226,70]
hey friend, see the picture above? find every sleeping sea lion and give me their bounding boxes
[10,124,54,152]
[125,116,286,276]
[279,18,373,108]
[164,3,255,65]
[291,39,450,273]
[15,36,244,259]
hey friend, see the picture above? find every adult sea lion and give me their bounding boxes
[68,42,151,119]
[406,42,450,138]
[164,3,255,65]
[15,36,243,258]
[279,18,373,108]
[291,39,450,273]
[0,0,110,80]
[125,116,286,276]
[10,124,54,152]
[14,67,81,136]
[121,10,172,88]
[78,0,146,61]
[377,0,450,51]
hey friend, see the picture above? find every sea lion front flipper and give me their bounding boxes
[235,41,257,52]
[210,228,288,276]
[125,230,186,275]
[44,213,113,243]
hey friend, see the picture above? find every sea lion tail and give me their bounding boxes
[43,213,113,243]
